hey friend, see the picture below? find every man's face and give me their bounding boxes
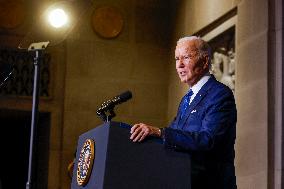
[175,40,209,86]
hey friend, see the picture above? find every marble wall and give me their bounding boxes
[236,0,269,188]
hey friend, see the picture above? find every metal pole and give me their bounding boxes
[26,50,41,189]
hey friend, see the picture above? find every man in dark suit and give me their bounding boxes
[130,36,237,189]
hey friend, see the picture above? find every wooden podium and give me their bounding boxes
[71,122,191,189]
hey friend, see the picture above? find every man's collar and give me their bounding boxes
[190,73,211,95]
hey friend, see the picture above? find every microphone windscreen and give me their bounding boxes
[119,91,132,102]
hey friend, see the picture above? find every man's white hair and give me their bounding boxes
[177,36,201,44]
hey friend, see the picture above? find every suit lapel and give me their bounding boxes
[175,96,185,128]
[178,76,217,128]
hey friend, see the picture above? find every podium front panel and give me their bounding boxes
[71,122,191,189]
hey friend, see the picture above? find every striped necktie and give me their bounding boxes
[180,89,193,118]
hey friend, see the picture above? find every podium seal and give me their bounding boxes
[77,139,95,186]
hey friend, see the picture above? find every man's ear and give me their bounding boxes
[203,55,209,69]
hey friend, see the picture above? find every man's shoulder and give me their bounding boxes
[205,77,235,99]
[207,76,232,92]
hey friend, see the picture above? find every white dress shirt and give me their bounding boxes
[189,73,211,104]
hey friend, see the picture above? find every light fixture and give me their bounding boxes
[47,8,68,28]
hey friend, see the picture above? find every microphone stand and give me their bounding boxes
[96,91,132,122]
[96,106,116,122]
[26,42,49,189]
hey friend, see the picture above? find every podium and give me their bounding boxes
[71,122,191,189]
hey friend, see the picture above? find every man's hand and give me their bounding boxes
[130,123,161,142]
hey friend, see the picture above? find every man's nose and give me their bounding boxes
[176,58,184,68]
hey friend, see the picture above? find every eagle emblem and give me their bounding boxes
[77,139,95,186]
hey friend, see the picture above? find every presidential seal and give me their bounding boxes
[77,139,95,186]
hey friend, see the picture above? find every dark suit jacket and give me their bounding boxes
[164,76,237,189]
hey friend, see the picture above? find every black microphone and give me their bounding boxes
[96,90,132,116]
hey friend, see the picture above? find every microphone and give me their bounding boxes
[96,90,132,117]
